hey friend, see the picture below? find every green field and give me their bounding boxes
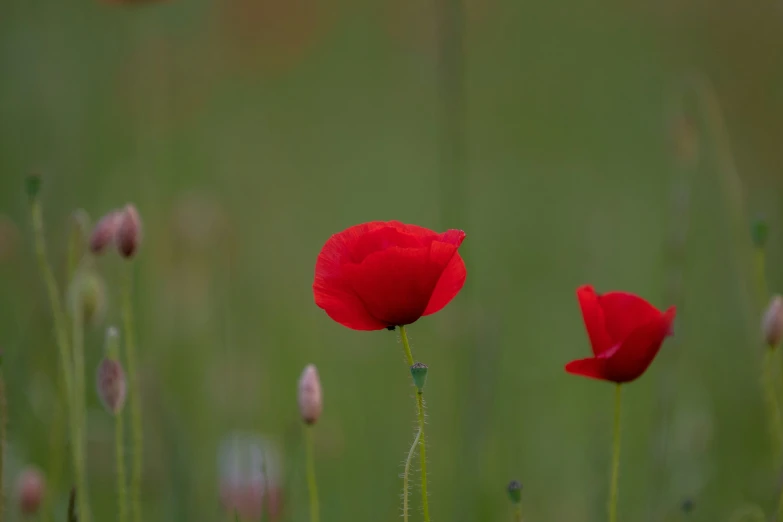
[2,1,783,521]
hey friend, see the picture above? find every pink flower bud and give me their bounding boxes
[117,204,142,259]
[16,467,45,515]
[763,295,783,348]
[89,211,122,255]
[96,357,127,414]
[297,364,322,425]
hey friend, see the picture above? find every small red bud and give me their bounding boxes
[117,204,142,259]
[297,364,323,425]
[89,211,122,255]
[96,357,127,414]
[16,467,45,515]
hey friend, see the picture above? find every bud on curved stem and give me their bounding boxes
[763,295,783,349]
[16,468,45,515]
[298,365,323,425]
[117,205,142,259]
[89,210,122,256]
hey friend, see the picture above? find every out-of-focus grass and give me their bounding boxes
[2,0,783,521]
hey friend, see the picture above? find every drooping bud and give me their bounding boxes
[410,362,428,391]
[96,356,127,414]
[763,295,783,348]
[67,271,107,327]
[16,467,45,514]
[117,204,142,259]
[507,480,522,504]
[89,210,122,255]
[297,364,323,425]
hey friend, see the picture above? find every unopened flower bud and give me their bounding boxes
[117,204,142,259]
[507,480,522,504]
[89,211,121,255]
[763,295,783,348]
[68,271,106,327]
[297,364,323,425]
[681,498,694,514]
[410,362,428,391]
[16,467,45,514]
[96,357,127,414]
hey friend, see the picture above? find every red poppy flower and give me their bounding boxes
[565,285,676,384]
[313,221,467,330]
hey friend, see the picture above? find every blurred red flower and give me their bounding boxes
[314,221,466,330]
[565,285,676,383]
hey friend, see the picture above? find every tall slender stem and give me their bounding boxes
[514,505,522,522]
[71,297,90,522]
[116,410,128,522]
[304,426,320,522]
[0,369,6,521]
[416,391,430,522]
[609,384,622,522]
[399,326,430,522]
[403,428,421,522]
[107,329,128,522]
[121,267,143,522]
[29,199,86,520]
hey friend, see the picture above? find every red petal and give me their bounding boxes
[423,251,466,316]
[598,291,662,346]
[345,240,457,326]
[577,285,613,355]
[313,224,390,330]
[564,357,609,381]
[601,306,676,383]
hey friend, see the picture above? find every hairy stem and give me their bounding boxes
[71,297,90,522]
[403,428,421,522]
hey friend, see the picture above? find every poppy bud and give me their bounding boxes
[297,364,322,425]
[89,210,122,255]
[410,362,428,391]
[507,480,522,504]
[96,356,127,414]
[681,498,694,514]
[763,295,783,348]
[16,467,45,514]
[117,204,142,259]
[67,271,107,327]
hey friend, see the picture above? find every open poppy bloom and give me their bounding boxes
[313,221,467,330]
[565,285,676,383]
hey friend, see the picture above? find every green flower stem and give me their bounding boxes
[399,326,430,522]
[0,368,6,520]
[121,267,143,522]
[107,331,128,522]
[514,505,522,522]
[609,384,622,522]
[71,293,90,522]
[403,428,421,522]
[29,199,87,521]
[304,425,320,522]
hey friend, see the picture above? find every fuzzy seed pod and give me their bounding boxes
[117,204,142,259]
[89,211,122,255]
[763,295,783,348]
[96,357,127,414]
[16,467,45,514]
[297,364,322,425]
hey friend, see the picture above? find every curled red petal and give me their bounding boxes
[565,357,608,381]
[423,250,466,316]
[601,306,676,383]
[598,291,662,346]
[577,285,613,356]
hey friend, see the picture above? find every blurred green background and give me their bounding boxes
[2,0,783,521]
